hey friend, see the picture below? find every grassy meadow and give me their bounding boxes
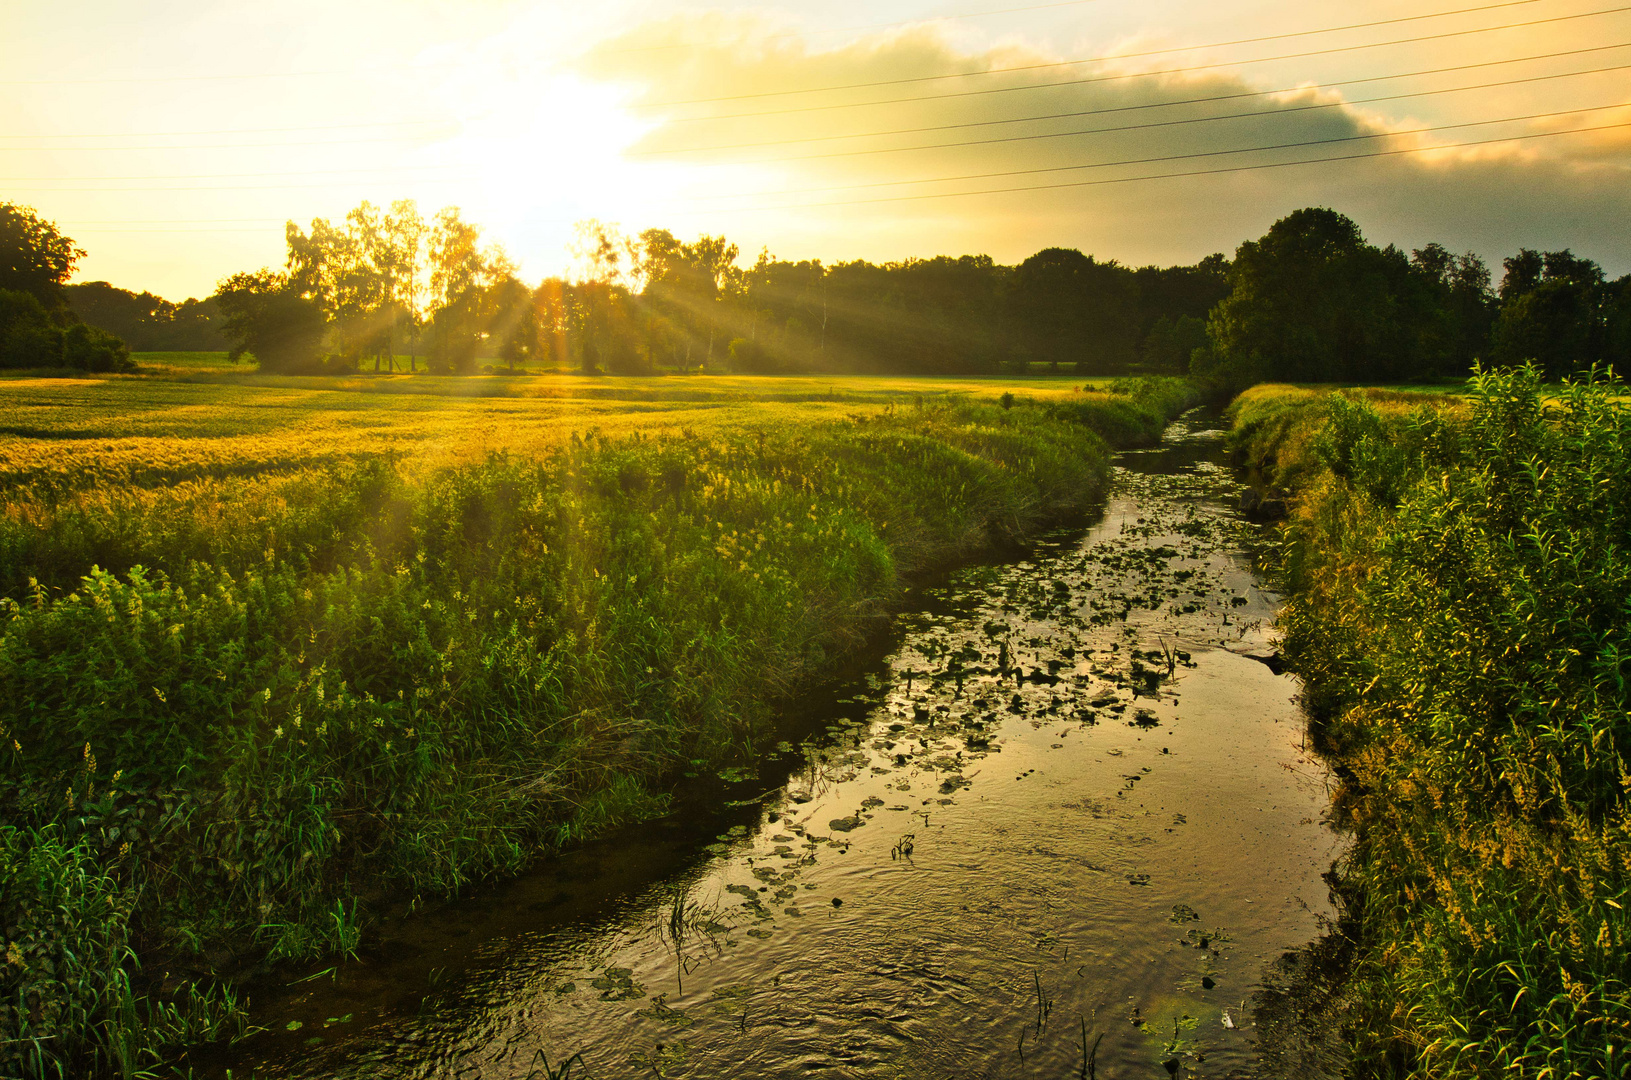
[1230,370,1631,1078]
[0,362,1197,1077]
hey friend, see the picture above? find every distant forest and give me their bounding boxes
[63,282,227,352]
[7,198,1630,382]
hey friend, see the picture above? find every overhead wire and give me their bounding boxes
[708,120,1631,212]
[643,61,1631,166]
[678,100,1631,202]
[629,42,1631,154]
[636,0,1576,108]
[649,7,1631,122]
[597,0,1110,55]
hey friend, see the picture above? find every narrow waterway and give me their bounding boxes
[210,410,1343,1079]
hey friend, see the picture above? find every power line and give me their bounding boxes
[710,120,1631,212]
[0,130,465,154]
[2,177,476,193]
[0,117,466,142]
[46,118,1631,225]
[637,0,1556,107]
[648,61,1631,167]
[654,8,1631,122]
[598,0,1109,55]
[680,100,1631,202]
[2,163,467,182]
[630,42,1631,155]
[34,60,1623,159]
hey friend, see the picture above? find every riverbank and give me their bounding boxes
[0,373,1199,1077]
[205,403,1338,1080]
[1228,369,1631,1078]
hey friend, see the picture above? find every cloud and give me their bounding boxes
[578,12,1631,273]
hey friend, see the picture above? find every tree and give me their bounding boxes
[214,269,325,373]
[570,220,637,374]
[1204,208,1420,386]
[636,229,741,369]
[0,203,84,306]
[0,288,132,372]
[425,207,511,374]
[1140,315,1209,373]
[1491,248,1609,378]
[1009,248,1138,374]
[1409,244,1494,376]
[0,206,132,371]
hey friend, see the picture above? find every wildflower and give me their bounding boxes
[274,726,284,738]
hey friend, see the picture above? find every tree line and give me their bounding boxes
[4,198,1627,382]
[62,282,226,352]
[1199,207,1631,386]
[207,203,1233,376]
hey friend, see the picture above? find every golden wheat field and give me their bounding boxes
[0,367,1112,491]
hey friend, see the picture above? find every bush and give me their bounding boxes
[1242,366,1631,1077]
[0,289,135,373]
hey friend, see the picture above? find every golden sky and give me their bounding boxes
[6,0,1630,299]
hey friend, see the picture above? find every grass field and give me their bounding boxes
[0,363,1198,1077]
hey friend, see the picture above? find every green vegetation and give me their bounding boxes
[1231,369,1630,1077]
[0,369,1197,1076]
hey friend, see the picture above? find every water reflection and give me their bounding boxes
[211,412,1343,1080]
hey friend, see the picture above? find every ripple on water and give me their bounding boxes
[212,412,1346,1080]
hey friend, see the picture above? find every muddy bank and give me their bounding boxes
[202,411,1343,1079]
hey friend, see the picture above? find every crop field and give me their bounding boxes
[2,368,1109,492]
[0,364,1197,1076]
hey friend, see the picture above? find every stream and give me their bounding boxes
[207,409,1345,1080]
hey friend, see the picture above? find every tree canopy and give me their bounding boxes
[0,202,84,307]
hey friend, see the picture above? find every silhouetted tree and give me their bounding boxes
[1203,208,1422,386]
[1491,249,1610,378]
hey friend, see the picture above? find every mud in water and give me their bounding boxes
[203,411,1345,1080]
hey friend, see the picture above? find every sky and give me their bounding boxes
[5,0,1630,299]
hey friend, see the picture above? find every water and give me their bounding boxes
[207,411,1344,1079]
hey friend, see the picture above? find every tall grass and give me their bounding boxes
[0,375,1196,1075]
[1233,368,1631,1078]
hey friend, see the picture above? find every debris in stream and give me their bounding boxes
[590,967,646,1001]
